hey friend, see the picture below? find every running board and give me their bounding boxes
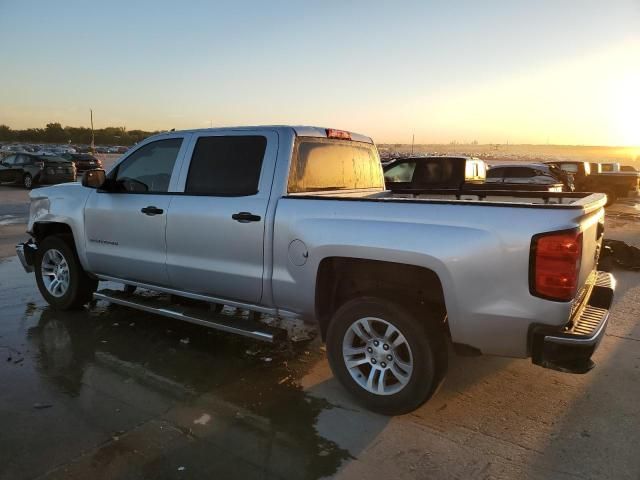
[93,290,286,343]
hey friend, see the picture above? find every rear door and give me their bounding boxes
[84,134,191,285]
[165,130,278,303]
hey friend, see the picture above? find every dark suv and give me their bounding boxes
[60,153,103,175]
[487,163,574,191]
[0,153,76,189]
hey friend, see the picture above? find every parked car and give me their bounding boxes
[16,126,614,415]
[60,153,103,175]
[0,153,76,188]
[486,163,573,191]
[545,161,640,205]
[384,156,565,195]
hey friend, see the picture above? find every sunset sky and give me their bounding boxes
[0,0,638,146]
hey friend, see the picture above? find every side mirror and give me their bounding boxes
[82,169,106,189]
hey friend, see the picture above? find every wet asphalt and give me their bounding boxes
[0,180,639,480]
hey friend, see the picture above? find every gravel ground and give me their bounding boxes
[0,174,638,480]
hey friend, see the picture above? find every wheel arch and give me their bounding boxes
[33,222,75,245]
[315,257,449,341]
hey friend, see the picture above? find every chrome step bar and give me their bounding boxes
[93,290,285,343]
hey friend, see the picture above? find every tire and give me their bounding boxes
[34,235,98,310]
[326,296,448,415]
[23,173,33,189]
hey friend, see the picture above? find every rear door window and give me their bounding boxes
[184,135,267,196]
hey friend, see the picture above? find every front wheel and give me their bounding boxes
[34,235,98,310]
[23,173,33,189]
[326,297,447,415]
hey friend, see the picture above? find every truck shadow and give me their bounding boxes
[526,267,640,479]
[20,303,351,479]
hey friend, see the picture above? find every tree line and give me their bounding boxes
[0,123,160,146]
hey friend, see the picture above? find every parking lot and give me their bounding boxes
[0,175,639,479]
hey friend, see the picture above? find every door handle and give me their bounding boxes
[232,212,261,223]
[141,206,164,216]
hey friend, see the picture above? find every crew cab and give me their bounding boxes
[16,126,615,415]
[546,161,640,205]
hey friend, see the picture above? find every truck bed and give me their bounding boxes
[290,188,606,208]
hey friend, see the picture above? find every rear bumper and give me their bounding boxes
[76,165,101,174]
[37,172,76,184]
[16,239,37,273]
[530,271,615,374]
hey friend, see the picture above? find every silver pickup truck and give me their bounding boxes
[16,126,615,414]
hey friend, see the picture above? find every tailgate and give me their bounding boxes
[575,205,606,303]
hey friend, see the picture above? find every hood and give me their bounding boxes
[29,181,84,200]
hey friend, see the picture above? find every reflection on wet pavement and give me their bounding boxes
[0,258,349,480]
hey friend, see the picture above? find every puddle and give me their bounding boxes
[0,258,350,479]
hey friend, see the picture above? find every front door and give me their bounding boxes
[0,155,18,182]
[84,135,190,286]
[165,130,278,304]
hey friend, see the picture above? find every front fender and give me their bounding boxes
[29,183,92,270]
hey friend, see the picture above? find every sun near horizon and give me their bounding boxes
[0,0,638,148]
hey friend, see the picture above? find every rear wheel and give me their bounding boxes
[34,235,98,310]
[326,296,447,415]
[23,173,33,189]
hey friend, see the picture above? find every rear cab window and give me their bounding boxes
[288,138,383,193]
[559,163,579,173]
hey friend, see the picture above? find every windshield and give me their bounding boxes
[288,138,383,193]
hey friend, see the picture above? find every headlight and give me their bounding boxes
[29,197,50,222]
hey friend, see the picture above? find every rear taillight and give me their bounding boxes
[530,230,583,301]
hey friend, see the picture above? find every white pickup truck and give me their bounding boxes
[16,126,615,414]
